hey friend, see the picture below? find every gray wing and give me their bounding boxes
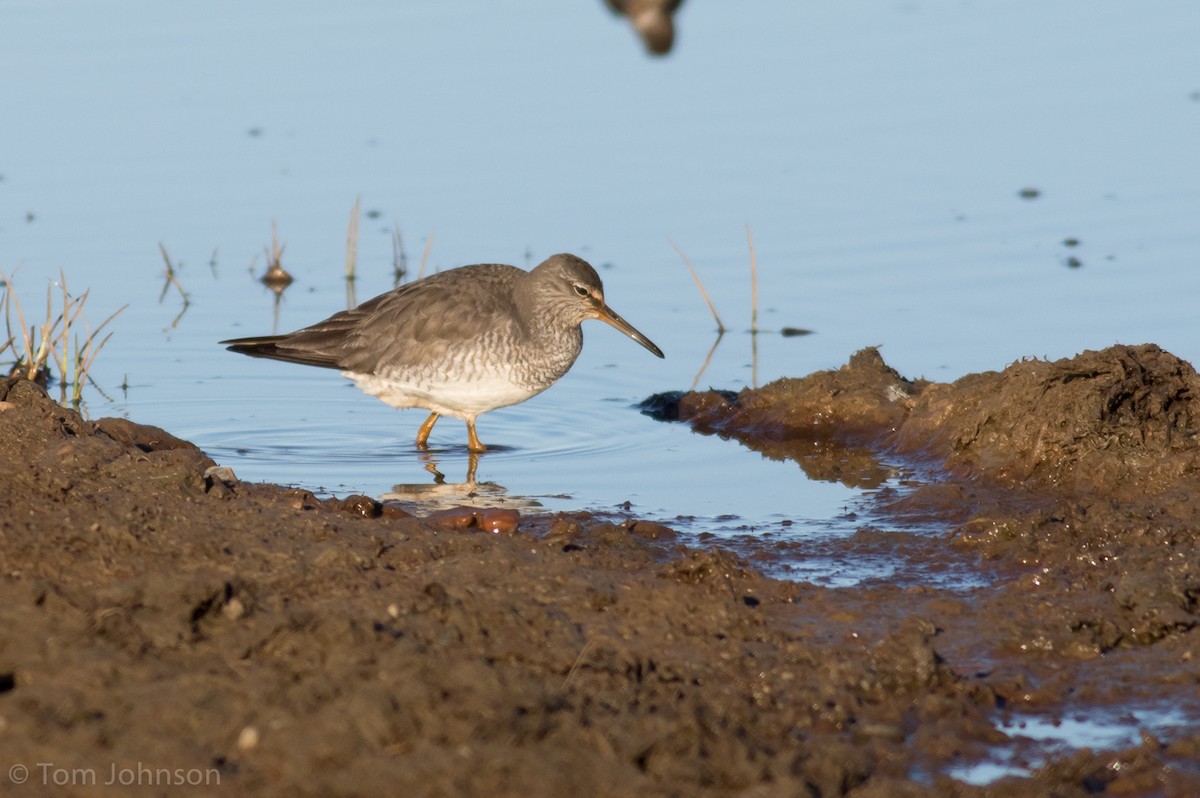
[224,264,526,374]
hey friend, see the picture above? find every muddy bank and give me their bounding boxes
[655,344,1200,651]
[649,344,1200,782]
[2,346,1200,796]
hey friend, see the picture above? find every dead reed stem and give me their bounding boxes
[1,268,125,404]
[391,224,408,286]
[419,229,436,279]
[157,243,191,329]
[690,332,725,391]
[346,196,361,281]
[746,224,758,335]
[669,239,726,333]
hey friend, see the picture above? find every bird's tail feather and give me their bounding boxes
[221,336,342,369]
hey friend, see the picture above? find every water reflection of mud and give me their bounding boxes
[641,389,899,488]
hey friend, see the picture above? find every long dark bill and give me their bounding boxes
[594,304,664,359]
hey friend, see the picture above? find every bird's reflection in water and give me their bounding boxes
[381,450,544,513]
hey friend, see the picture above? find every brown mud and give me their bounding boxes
[2,344,1200,796]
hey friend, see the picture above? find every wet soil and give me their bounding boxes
[2,344,1200,796]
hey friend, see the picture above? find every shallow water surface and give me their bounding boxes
[946,703,1197,785]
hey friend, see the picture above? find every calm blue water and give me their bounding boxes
[3,0,1199,575]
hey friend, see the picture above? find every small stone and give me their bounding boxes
[426,507,520,533]
[475,508,520,533]
[222,598,246,621]
[330,494,379,517]
[426,507,477,529]
[203,466,238,486]
[237,726,260,751]
[380,502,412,519]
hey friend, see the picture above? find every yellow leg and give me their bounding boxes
[466,418,487,453]
[416,412,439,448]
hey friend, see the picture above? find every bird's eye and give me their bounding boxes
[573,284,589,297]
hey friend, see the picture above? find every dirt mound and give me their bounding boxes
[650,343,1200,497]
[895,343,1200,494]
[642,349,921,488]
[651,348,921,442]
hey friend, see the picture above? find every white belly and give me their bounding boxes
[343,370,543,420]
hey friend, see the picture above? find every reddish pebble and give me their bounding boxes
[380,502,413,519]
[424,507,520,533]
[426,507,477,529]
[475,508,520,533]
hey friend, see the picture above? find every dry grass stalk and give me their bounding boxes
[158,244,190,328]
[746,224,758,334]
[157,243,192,328]
[266,222,286,273]
[562,637,597,690]
[258,223,294,296]
[391,224,408,286]
[418,229,436,280]
[158,243,189,304]
[669,239,727,333]
[1,268,125,404]
[56,272,124,404]
[689,333,724,391]
[346,196,361,281]
[3,267,55,382]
